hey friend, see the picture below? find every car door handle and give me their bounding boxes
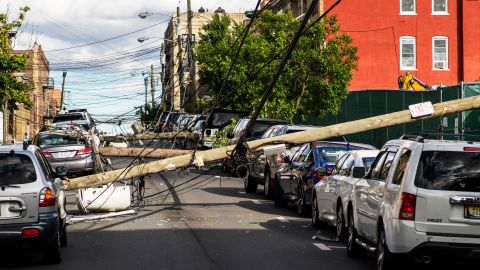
[8,206,26,212]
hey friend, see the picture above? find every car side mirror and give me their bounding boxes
[352,166,366,178]
[283,155,292,164]
[226,132,234,139]
[55,166,69,177]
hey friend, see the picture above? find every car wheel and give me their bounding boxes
[43,225,61,264]
[377,225,397,270]
[311,195,322,228]
[336,204,346,241]
[244,175,258,193]
[264,170,273,200]
[296,184,310,217]
[347,209,364,258]
[273,178,285,207]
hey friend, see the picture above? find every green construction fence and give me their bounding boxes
[295,82,480,148]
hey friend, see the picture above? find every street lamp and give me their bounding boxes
[137,37,176,44]
[138,12,153,19]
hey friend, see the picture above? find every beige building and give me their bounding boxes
[261,0,323,19]
[13,43,53,139]
[163,7,247,111]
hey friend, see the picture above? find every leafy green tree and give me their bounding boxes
[136,102,162,127]
[0,7,32,141]
[196,10,358,121]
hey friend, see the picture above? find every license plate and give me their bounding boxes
[465,205,480,219]
[57,152,71,158]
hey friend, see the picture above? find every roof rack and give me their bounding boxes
[399,134,424,142]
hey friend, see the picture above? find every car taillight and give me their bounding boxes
[464,147,480,152]
[42,151,52,157]
[22,228,40,237]
[399,192,416,220]
[313,171,325,182]
[76,146,92,155]
[39,187,56,207]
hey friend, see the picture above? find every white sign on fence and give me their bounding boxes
[409,101,434,118]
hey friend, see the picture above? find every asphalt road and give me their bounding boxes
[0,161,456,270]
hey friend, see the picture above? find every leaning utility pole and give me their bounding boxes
[150,64,155,108]
[59,71,67,111]
[187,0,196,112]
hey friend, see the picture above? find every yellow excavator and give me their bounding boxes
[398,72,433,91]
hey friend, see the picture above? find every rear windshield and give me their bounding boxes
[53,114,85,123]
[0,153,37,185]
[39,134,87,146]
[318,147,349,163]
[415,151,480,192]
[248,123,278,139]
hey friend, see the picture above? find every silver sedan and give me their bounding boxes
[311,150,379,240]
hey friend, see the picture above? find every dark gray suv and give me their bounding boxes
[0,144,67,263]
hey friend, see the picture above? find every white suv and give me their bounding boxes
[346,135,480,270]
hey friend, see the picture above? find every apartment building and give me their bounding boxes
[265,0,480,90]
[163,7,247,111]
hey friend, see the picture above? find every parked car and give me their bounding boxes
[227,118,290,145]
[33,131,96,176]
[153,111,169,132]
[311,149,379,240]
[153,111,181,132]
[346,135,480,269]
[273,141,376,217]
[0,143,68,263]
[245,124,316,199]
[200,109,247,149]
[52,109,95,132]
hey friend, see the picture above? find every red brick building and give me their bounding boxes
[323,0,480,89]
[264,1,480,90]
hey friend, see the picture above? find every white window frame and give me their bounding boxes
[400,36,416,70]
[432,0,449,15]
[400,0,416,15]
[432,36,449,70]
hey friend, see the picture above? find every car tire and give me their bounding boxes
[273,178,285,207]
[264,169,273,200]
[244,175,258,193]
[311,195,322,228]
[43,226,61,264]
[377,225,397,270]
[347,209,364,258]
[297,184,310,217]
[336,204,346,241]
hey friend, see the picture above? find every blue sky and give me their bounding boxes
[4,0,257,134]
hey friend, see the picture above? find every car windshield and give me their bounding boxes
[362,157,376,169]
[415,151,480,192]
[0,153,37,185]
[39,134,87,146]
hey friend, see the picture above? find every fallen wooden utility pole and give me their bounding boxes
[98,147,193,158]
[65,96,480,190]
[100,132,192,142]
